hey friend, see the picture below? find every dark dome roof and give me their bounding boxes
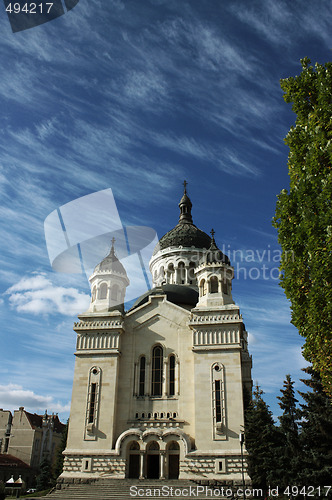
[130,284,199,311]
[154,223,211,255]
[94,245,126,275]
[153,184,211,255]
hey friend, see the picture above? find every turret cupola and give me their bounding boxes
[87,238,130,313]
[194,230,234,308]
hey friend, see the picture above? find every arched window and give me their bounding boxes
[200,279,207,296]
[99,283,107,300]
[178,262,185,284]
[111,284,119,301]
[222,280,228,294]
[210,276,218,293]
[139,356,146,397]
[147,441,159,451]
[167,441,179,450]
[188,262,195,284]
[129,441,140,450]
[151,345,163,396]
[169,355,175,396]
[167,264,175,284]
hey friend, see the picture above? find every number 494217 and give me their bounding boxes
[6,3,54,14]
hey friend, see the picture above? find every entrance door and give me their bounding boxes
[147,454,159,479]
[128,454,140,479]
[168,454,179,479]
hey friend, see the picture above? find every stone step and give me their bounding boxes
[47,479,232,500]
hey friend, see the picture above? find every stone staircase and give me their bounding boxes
[46,479,231,500]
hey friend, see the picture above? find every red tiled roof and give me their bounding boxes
[0,454,31,469]
[24,411,43,429]
[24,411,66,434]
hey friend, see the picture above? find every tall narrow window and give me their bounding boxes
[169,355,175,396]
[99,283,107,299]
[188,262,195,284]
[212,363,226,439]
[85,366,101,440]
[111,284,119,301]
[88,383,97,423]
[151,346,163,396]
[215,380,222,423]
[139,356,146,396]
[210,276,218,293]
[178,262,185,284]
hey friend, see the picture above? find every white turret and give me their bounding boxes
[87,238,130,312]
[195,230,234,308]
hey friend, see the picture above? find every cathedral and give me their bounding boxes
[62,185,252,483]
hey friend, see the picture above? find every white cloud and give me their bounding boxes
[6,274,90,316]
[0,383,70,415]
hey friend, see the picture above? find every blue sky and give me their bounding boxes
[0,0,331,423]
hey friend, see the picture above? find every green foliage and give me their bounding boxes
[297,367,332,496]
[273,58,332,398]
[36,459,52,491]
[244,386,279,492]
[53,420,68,480]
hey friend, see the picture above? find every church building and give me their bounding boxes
[62,185,252,483]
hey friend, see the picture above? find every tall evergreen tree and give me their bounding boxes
[297,367,332,498]
[276,374,301,489]
[245,385,279,493]
[36,459,52,491]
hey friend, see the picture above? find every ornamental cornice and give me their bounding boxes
[195,261,233,272]
[90,269,128,278]
[73,320,124,331]
[189,313,242,325]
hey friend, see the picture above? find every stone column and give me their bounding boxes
[160,451,166,479]
[139,452,145,479]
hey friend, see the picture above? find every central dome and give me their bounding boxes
[156,223,211,253]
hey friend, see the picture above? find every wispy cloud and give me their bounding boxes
[230,0,332,51]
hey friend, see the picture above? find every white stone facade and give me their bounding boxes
[62,188,252,483]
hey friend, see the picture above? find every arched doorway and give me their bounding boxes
[167,441,180,479]
[146,441,160,479]
[127,441,140,478]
